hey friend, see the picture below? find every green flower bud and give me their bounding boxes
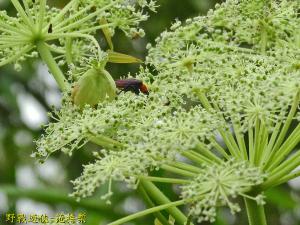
[72,67,117,108]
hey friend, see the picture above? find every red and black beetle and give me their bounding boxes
[115,79,149,95]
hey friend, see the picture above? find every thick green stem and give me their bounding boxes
[89,134,123,149]
[140,179,189,225]
[219,129,241,159]
[65,38,73,64]
[209,137,229,159]
[233,121,248,160]
[170,161,202,173]
[138,175,190,184]
[194,143,223,163]
[108,199,186,225]
[161,165,196,177]
[260,122,281,167]
[36,42,68,91]
[260,25,267,54]
[244,197,267,225]
[138,185,171,225]
[182,150,213,165]
[253,118,261,165]
[256,120,268,165]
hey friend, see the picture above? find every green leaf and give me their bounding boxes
[107,50,143,64]
[100,18,114,50]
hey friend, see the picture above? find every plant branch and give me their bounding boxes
[108,199,185,225]
[36,41,68,91]
[140,179,189,225]
[138,185,171,225]
[10,0,35,33]
[244,197,267,225]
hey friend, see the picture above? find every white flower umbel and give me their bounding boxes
[181,159,266,223]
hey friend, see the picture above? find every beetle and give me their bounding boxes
[115,78,149,95]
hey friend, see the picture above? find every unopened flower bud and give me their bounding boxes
[72,67,116,108]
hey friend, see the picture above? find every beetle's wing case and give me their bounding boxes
[115,79,142,88]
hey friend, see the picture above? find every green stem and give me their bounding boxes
[170,161,202,173]
[0,36,30,43]
[20,0,34,24]
[52,4,93,31]
[182,150,213,165]
[253,118,261,165]
[260,122,281,167]
[267,92,300,162]
[248,124,254,163]
[260,23,267,54]
[10,0,35,33]
[46,32,101,57]
[49,0,78,29]
[219,129,241,158]
[65,38,73,64]
[244,197,267,225]
[53,3,114,34]
[209,137,229,159]
[0,45,33,66]
[161,165,196,177]
[262,150,300,189]
[89,134,123,149]
[274,170,300,187]
[256,120,268,165]
[0,12,32,35]
[194,143,223,163]
[38,0,46,32]
[36,42,68,91]
[196,90,211,110]
[138,185,171,225]
[266,125,300,171]
[76,23,114,34]
[138,176,190,184]
[196,91,241,159]
[232,121,248,160]
[140,179,189,225]
[108,199,185,225]
[0,20,31,36]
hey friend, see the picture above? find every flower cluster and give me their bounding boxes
[146,0,300,132]
[0,0,156,69]
[181,159,266,223]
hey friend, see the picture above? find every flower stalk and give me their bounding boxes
[107,199,186,225]
[36,41,68,91]
[139,179,189,225]
[244,197,267,225]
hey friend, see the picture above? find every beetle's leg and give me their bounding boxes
[117,89,124,95]
[123,85,140,95]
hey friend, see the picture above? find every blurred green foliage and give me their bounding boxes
[0,0,300,225]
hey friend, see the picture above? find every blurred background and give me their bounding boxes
[0,0,300,224]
